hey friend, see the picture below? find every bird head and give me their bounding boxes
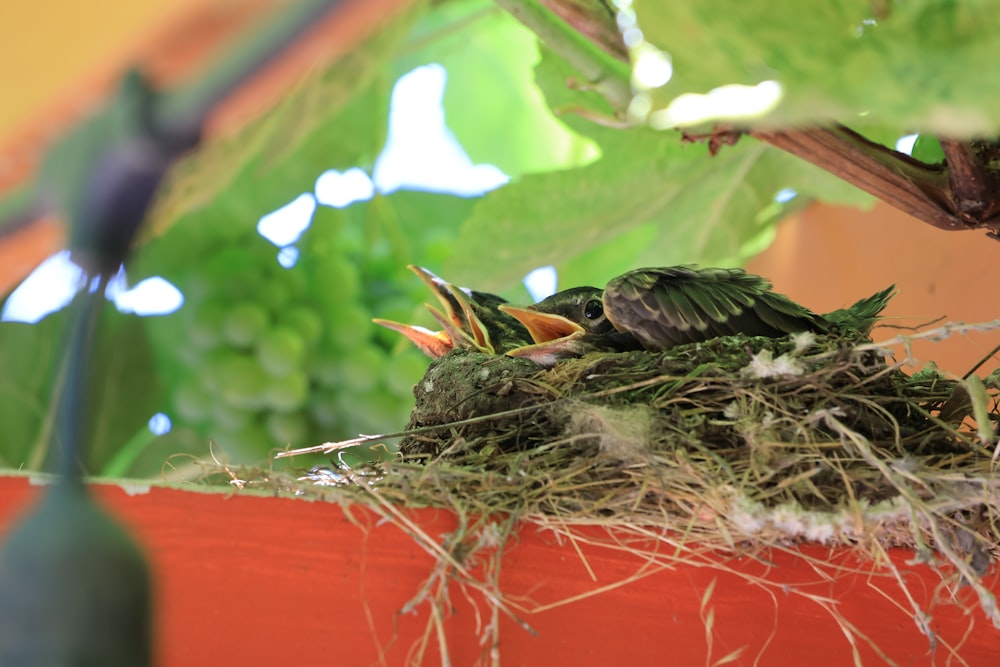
[498,287,611,343]
[498,287,640,366]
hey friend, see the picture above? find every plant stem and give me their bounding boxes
[939,139,1000,223]
[494,0,632,112]
[748,126,1000,232]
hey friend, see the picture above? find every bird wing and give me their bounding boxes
[823,284,896,335]
[604,266,829,350]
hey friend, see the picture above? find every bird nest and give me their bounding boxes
[388,330,997,553]
[220,323,1000,654]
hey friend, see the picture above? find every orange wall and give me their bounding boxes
[749,202,1000,375]
[0,1,203,133]
[0,0,207,293]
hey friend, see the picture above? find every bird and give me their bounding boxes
[499,266,895,365]
[373,265,532,358]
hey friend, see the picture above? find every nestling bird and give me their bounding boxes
[374,265,531,357]
[500,266,895,366]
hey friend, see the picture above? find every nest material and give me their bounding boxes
[388,332,998,559]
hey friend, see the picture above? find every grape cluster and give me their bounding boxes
[160,206,431,465]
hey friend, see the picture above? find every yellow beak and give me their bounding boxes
[497,304,585,343]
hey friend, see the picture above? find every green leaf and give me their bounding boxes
[912,134,945,164]
[144,5,423,243]
[373,189,479,270]
[448,120,871,291]
[440,44,872,293]
[629,0,1000,136]
[445,125,680,290]
[532,44,624,147]
[84,308,163,472]
[0,316,64,468]
[0,301,162,474]
[396,0,597,176]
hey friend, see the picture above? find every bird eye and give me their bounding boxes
[583,299,604,320]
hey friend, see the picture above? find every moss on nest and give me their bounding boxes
[382,335,994,548]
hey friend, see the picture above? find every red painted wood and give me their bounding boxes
[0,476,997,666]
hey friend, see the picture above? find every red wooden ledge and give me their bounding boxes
[0,475,997,666]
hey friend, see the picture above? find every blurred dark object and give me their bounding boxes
[0,2,346,663]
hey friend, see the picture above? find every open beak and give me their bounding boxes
[407,265,464,328]
[373,265,495,357]
[497,304,584,343]
[410,264,493,353]
[497,304,593,367]
[504,331,590,367]
[371,319,453,359]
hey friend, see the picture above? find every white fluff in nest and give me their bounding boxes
[741,348,805,379]
[791,331,817,353]
[564,403,653,462]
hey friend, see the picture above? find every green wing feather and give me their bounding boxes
[604,266,828,350]
[823,285,896,335]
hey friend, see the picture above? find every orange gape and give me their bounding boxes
[373,265,532,358]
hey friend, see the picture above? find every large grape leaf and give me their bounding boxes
[533,36,873,210]
[446,44,874,291]
[0,317,63,469]
[395,0,596,176]
[629,0,1000,136]
[84,307,163,472]
[444,134,783,290]
[142,4,423,242]
[445,124,704,290]
[131,71,393,284]
[0,301,160,474]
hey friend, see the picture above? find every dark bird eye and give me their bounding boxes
[583,299,604,320]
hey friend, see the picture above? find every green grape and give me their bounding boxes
[311,350,344,388]
[173,379,212,423]
[308,388,341,429]
[337,346,386,394]
[368,391,411,430]
[341,390,407,437]
[308,257,361,302]
[265,411,309,446]
[385,351,428,398]
[194,247,261,300]
[277,264,308,296]
[148,201,461,470]
[175,341,203,368]
[223,302,270,348]
[265,371,310,413]
[211,402,255,431]
[211,422,273,464]
[255,325,306,377]
[280,305,323,348]
[256,281,292,311]
[199,348,242,394]
[187,300,227,349]
[326,304,373,350]
[217,354,270,409]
